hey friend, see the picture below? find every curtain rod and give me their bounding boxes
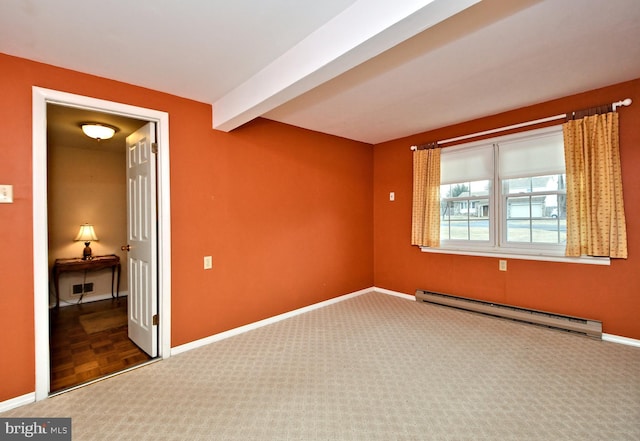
[411,98,632,151]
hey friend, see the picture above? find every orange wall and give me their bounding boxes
[0,53,373,402]
[373,79,640,339]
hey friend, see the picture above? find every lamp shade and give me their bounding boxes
[81,123,116,140]
[74,224,99,242]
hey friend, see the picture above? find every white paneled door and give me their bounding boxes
[125,122,158,357]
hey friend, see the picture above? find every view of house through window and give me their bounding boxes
[440,180,491,241]
[504,174,566,244]
[437,126,566,256]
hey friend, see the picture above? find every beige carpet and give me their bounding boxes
[4,292,640,440]
[78,309,127,334]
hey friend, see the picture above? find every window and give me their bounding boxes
[433,125,579,261]
[503,175,566,246]
[441,180,491,241]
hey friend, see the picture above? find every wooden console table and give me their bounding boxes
[52,254,121,308]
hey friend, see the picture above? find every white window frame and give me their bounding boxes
[421,125,610,266]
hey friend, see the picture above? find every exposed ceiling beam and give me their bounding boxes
[212,0,482,132]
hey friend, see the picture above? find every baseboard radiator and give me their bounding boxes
[415,290,602,339]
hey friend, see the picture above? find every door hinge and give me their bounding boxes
[152,314,159,326]
[152,143,158,154]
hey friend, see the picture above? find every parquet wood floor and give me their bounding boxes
[49,297,151,393]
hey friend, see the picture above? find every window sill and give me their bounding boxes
[419,246,610,265]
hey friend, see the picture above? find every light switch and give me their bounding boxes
[0,185,13,203]
[204,256,213,270]
[389,192,395,201]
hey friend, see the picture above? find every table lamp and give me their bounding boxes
[75,224,99,260]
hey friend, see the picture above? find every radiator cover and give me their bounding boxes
[415,290,602,339]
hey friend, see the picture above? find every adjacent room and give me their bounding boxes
[0,0,639,439]
[46,104,152,391]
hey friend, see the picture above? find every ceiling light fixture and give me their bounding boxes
[81,123,117,141]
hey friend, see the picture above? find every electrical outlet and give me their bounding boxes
[499,260,507,271]
[204,256,213,270]
[0,184,13,203]
[71,283,94,295]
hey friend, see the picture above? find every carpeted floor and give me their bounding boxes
[4,292,640,440]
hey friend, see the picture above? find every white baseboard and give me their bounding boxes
[373,287,640,348]
[51,292,129,308]
[373,287,414,301]
[0,393,35,413]
[603,333,640,348]
[171,287,375,356]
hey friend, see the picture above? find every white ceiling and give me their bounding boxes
[1,0,639,144]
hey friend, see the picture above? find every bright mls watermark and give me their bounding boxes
[0,418,71,440]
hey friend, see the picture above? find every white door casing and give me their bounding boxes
[126,122,158,357]
[32,87,171,402]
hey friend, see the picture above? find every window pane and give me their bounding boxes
[508,219,567,244]
[441,180,490,199]
[449,221,469,240]
[557,174,566,191]
[451,183,470,198]
[505,175,566,194]
[533,174,566,192]
[470,215,490,240]
[440,198,489,242]
[507,219,530,242]
[504,177,531,194]
[505,196,566,244]
[440,184,451,199]
[532,176,550,191]
[507,196,531,218]
[440,201,452,240]
[544,195,558,218]
[469,180,490,197]
[532,220,564,243]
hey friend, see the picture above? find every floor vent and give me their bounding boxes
[415,290,602,339]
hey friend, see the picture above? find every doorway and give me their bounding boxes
[46,104,151,392]
[32,87,172,401]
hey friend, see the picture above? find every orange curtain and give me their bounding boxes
[411,147,441,247]
[563,112,628,258]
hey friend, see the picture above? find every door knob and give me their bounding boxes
[121,244,131,252]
